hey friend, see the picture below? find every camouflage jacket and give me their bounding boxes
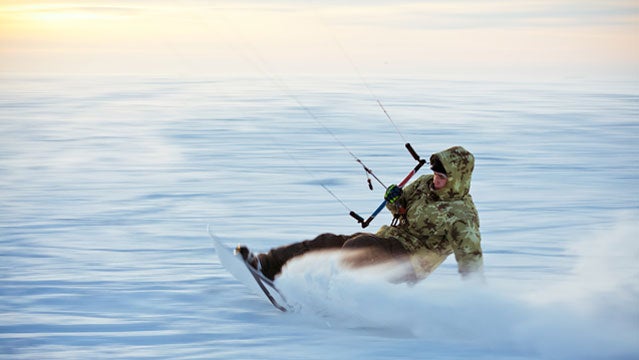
[376,146,483,279]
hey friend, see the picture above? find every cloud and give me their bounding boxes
[1,0,636,79]
[3,1,637,29]
[0,3,146,22]
[322,1,639,30]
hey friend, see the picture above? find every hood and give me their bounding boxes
[429,146,475,200]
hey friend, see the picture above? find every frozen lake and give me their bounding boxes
[1,75,637,359]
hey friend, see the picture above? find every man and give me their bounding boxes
[238,145,483,283]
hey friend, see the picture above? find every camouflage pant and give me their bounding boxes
[257,232,411,281]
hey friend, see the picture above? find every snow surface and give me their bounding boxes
[1,75,638,359]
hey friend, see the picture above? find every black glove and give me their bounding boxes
[384,184,403,204]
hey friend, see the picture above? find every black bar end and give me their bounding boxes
[405,143,421,161]
[350,211,365,223]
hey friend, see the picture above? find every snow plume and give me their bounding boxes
[275,217,639,359]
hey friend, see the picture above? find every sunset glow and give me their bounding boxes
[1,1,637,80]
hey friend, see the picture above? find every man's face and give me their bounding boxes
[433,171,448,190]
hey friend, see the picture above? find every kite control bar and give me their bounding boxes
[350,143,427,228]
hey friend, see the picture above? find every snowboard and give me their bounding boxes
[208,226,291,312]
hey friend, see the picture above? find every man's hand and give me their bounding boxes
[384,184,403,204]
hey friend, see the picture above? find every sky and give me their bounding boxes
[1,0,638,80]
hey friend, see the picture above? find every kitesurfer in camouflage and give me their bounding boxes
[237,146,483,282]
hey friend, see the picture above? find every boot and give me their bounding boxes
[235,245,262,273]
